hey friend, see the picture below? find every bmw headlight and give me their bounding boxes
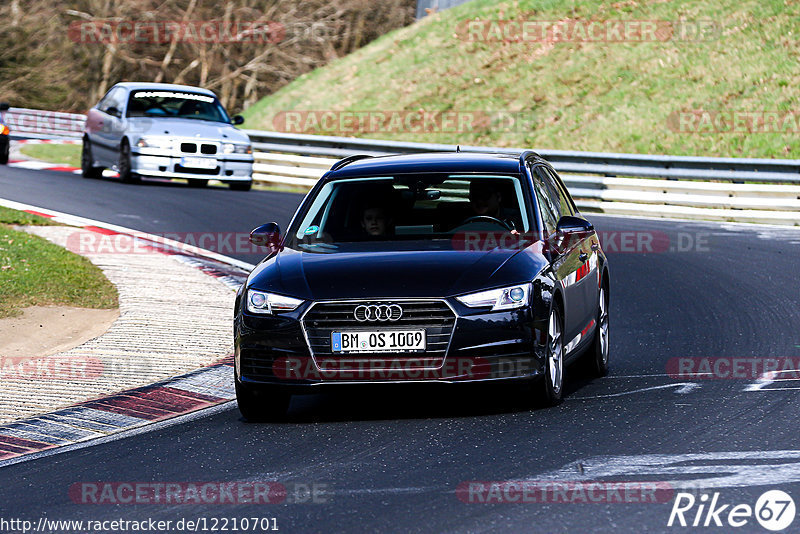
[135,136,172,149]
[456,283,531,311]
[246,289,303,314]
[223,143,252,154]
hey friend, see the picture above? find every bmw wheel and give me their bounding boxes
[118,140,140,183]
[81,138,103,178]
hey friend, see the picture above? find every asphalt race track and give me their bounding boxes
[2,167,800,533]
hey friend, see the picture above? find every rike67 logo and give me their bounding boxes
[668,490,796,531]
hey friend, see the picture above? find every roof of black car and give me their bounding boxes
[327,152,524,178]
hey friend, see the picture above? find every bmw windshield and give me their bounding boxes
[126,90,231,123]
[285,174,536,251]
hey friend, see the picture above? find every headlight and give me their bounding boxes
[456,283,531,311]
[223,143,252,154]
[246,289,303,314]
[136,136,172,149]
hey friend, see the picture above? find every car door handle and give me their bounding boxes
[579,252,588,262]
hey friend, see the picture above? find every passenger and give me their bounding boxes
[361,203,394,238]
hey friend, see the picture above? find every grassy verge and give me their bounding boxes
[0,206,59,226]
[19,143,81,167]
[0,207,118,318]
[243,0,799,159]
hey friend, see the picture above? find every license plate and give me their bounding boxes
[332,330,426,353]
[181,157,217,169]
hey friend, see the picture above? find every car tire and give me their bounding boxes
[0,142,8,165]
[235,381,291,422]
[229,180,252,192]
[81,139,103,178]
[118,140,140,184]
[583,282,610,377]
[188,179,209,188]
[539,303,565,406]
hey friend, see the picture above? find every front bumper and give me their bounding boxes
[234,299,547,391]
[130,148,253,181]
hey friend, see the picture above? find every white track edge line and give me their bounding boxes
[0,197,257,271]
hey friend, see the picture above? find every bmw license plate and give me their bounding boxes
[332,330,426,353]
[181,157,217,169]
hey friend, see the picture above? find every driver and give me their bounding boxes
[469,179,503,218]
[467,179,519,233]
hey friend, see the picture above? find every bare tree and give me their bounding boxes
[0,0,415,112]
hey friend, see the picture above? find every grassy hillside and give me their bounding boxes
[243,0,800,158]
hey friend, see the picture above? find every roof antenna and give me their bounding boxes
[456,145,461,153]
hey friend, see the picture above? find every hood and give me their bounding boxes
[247,244,547,300]
[127,117,250,144]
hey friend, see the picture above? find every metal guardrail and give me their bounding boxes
[243,130,800,184]
[245,132,800,225]
[6,106,798,183]
[252,152,800,225]
[3,108,85,140]
[4,107,799,224]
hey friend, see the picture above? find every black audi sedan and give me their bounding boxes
[234,152,609,420]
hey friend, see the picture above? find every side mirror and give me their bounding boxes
[250,222,282,253]
[0,103,9,112]
[545,216,593,256]
[556,215,594,234]
[232,115,245,125]
[106,106,121,118]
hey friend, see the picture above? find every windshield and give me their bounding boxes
[285,173,535,251]
[126,90,231,123]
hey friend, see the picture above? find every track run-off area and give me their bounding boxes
[1,165,800,532]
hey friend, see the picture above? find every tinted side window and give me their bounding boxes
[531,165,558,236]
[534,166,562,219]
[97,90,114,111]
[103,88,125,115]
[544,167,575,217]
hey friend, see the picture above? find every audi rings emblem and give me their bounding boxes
[354,304,403,322]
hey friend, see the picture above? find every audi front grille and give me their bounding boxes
[301,300,456,370]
